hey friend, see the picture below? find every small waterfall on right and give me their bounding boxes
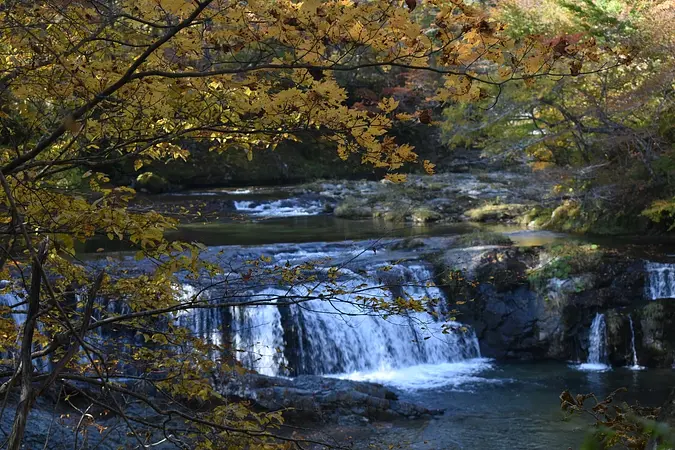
[627,315,644,370]
[578,313,610,371]
[645,262,675,300]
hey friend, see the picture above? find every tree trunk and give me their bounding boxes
[6,240,48,450]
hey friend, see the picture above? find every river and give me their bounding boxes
[76,186,675,448]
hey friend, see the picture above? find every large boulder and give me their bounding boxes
[435,244,651,364]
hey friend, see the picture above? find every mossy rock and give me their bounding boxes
[464,203,528,222]
[372,209,406,222]
[521,206,554,229]
[334,199,373,219]
[410,208,441,223]
[135,172,169,194]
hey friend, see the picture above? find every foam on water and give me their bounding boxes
[335,359,496,391]
[234,199,325,217]
[576,363,611,372]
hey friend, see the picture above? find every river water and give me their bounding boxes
[345,363,675,450]
[72,187,675,448]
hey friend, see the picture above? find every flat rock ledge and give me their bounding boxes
[220,373,444,424]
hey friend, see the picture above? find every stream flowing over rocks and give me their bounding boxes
[5,177,675,448]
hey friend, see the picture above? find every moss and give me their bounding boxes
[410,207,441,223]
[527,242,603,289]
[456,231,512,247]
[520,206,554,228]
[641,301,664,321]
[135,172,169,194]
[382,210,407,222]
[464,203,528,222]
[547,201,586,232]
[334,198,373,219]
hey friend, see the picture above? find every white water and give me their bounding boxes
[578,313,610,372]
[628,315,644,370]
[0,286,51,371]
[231,292,288,376]
[177,260,484,383]
[0,289,26,328]
[234,199,325,217]
[336,359,496,391]
[645,261,675,300]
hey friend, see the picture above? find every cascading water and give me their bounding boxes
[628,315,644,370]
[233,199,325,217]
[645,261,675,300]
[578,313,610,371]
[0,286,51,371]
[176,255,485,385]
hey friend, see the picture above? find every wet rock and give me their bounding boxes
[334,199,373,219]
[463,203,529,223]
[220,373,443,424]
[436,245,654,364]
[410,208,442,223]
[637,301,675,367]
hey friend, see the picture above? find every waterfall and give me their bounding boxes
[0,287,51,371]
[588,313,607,364]
[177,262,482,378]
[578,313,609,371]
[0,290,26,328]
[645,262,675,300]
[628,315,644,370]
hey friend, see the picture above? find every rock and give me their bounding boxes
[464,203,528,222]
[638,301,675,367]
[0,393,176,450]
[220,373,443,424]
[334,199,373,219]
[410,208,441,223]
[135,171,169,194]
[436,244,655,364]
[388,238,426,251]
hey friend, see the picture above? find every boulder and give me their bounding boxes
[135,171,169,194]
[436,245,653,364]
[334,199,373,219]
[220,373,443,424]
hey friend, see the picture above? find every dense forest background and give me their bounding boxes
[1,0,674,449]
[90,0,675,236]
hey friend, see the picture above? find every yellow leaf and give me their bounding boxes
[384,174,407,183]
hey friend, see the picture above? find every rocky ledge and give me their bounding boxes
[0,373,440,450]
[221,373,443,424]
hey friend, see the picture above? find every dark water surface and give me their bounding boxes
[348,362,675,450]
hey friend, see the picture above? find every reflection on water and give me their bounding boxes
[78,214,571,254]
